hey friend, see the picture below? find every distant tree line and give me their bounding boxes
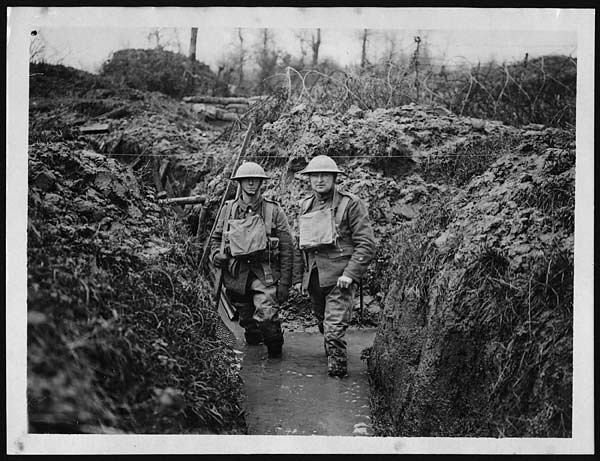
[30,27,576,127]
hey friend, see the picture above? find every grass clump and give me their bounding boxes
[27,142,246,434]
[420,132,522,187]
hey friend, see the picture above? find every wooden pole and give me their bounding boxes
[189,27,198,61]
[159,195,207,205]
[359,279,364,323]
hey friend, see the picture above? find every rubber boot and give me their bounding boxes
[236,302,262,345]
[244,329,263,345]
[267,341,283,358]
[326,347,348,377]
[327,357,348,378]
[262,319,284,358]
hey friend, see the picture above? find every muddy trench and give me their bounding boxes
[218,304,376,436]
[26,62,575,438]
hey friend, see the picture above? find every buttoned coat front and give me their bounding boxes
[293,188,376,289]
[210,196,294,296]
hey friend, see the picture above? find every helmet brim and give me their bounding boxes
[230,175,270,180]
[298,168,345,175]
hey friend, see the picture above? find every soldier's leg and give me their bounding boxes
[323,283,356,377]
[307,269,326,334]
[249,277,284,357]
[227,288,262,345]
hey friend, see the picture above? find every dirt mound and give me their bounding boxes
[101,48,226,98]
[30,62,115,98]
[367,128,574,437]
[28,141,246,434]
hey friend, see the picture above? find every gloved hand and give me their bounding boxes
[277,283,290,304]
[213,253,229,269]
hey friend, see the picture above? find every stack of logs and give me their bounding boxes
[182,95,266,122]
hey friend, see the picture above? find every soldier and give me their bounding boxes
[293,155,376,377]
[210,162,293,358]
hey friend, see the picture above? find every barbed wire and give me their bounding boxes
[70,152,523,159]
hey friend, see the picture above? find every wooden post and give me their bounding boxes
[189,27,198,61]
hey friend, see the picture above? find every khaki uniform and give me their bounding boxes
[210,196,293,348]
[294,188,376,375]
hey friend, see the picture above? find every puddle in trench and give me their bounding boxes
[220,307,376,436]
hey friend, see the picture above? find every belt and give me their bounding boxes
[240,256,274,285]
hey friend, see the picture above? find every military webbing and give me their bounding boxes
[261,200,275,285]
[334,192,351,229]
[221,198,275,285]
[219,199,235,257]
[300,191,351,229]
[300,190,351,269]
[263,200,274,236]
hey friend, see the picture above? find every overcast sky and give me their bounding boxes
[34,26,577,74]
[20,7,579,74]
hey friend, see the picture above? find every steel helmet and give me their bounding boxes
[298,155,344,175]
[231,162,269,180]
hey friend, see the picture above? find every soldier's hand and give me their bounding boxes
[336,275,353,290]
[293,282,305,295]
[213,253,229,269]
[276,284,290,304]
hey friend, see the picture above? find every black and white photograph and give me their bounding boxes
[6,6,595,455]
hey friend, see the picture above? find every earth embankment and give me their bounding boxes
[27,62,573,437]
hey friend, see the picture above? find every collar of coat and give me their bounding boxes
[236,194,263,213]
[309,187,345,208]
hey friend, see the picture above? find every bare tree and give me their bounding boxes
[29,30,46,64]
[382,31,397,63]
[311,28,321,66]
[294,30,309,67]
[147,28,182,52]
[147,28,163,49]
[29,29,69,65]
[255,28,279,92]
[360,29,369,69]
[237,28,246,86]
[189,27,198,61]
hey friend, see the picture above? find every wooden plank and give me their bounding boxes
[79,123,110,134]
[183,95,250,105]
[225,103,249,113]
[159,195,207,205]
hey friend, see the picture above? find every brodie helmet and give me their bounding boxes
[231,162,269,180]
[298,155,344,175]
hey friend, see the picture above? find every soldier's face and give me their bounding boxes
[239,178,262,196]
[309,173,335,194]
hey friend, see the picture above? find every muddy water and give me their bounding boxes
[220,308,376,436]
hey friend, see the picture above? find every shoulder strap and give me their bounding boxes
[335,194,351,227]
[263,201,274,236]
[229,200,238,220]
[219,200,236,254]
